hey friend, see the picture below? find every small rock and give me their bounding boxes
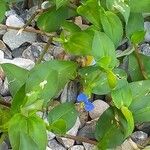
[12,42,31,58]
[46,146,52,150]
[0,29,6,38]
[144,22,150,42]
[116,138,139,150]
[41,1,51,9]
[57,117,81,148]
[83,142,97,150]
[0,40,12,59]
[131,131,148,145]
[136,122,150,135]
[89,100,109,120]
[0,50,4,59]
[5,9,16,17]
[69,145,84,150]
[52,46,64,59]
[140,43,150,56]
[6,15,24,27]
[0,142,8,150]
[77,120,96,144]
[60,81,78,103]
[3,30,36,50]
[0,78,10,96]
[75,103,89,128]
[48,139,66,150]
[22,42,53,62]
[47,131,56,141]
[0,57,35,70]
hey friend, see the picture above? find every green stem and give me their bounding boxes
[36,36,53,64]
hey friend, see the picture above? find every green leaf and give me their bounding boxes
[11,85,26,114]
[92,31,117,69]
[95,107,127,149]
[0,1,6,23]
[49,119,67,135]
[8,114,47,150]
[129,80,150,100]
[121,106,134,137]
[62,21,81,33]
[100,11,123,47]
[48,102,78,131]
[0,106,11,131]
[126,13,144,38]
[77,0,102,29]
[91,68,127,95]
[129,80,150,123]
[55,0,68,9]
[111,80,132,109]
[12,85,44,115]
[64,30,94,55]
[26,60,77,103]
[128,53,150,81]
[131,31,145,44]
[37,7,76,32]
[106,70,117,89]
[129,0,150,13]
[1,63,29,96]
[106,0,130,24]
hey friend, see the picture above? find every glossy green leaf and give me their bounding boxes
[129,80,150,123]
[92,31,117,69]
[131,31,145,44]
[129,80,150,100]
[129,0,150,13]
[11,85,26,114]
[26,60,77,103]
[62,21,81,33]
[0,1,6,23]
[111,80,132,109]
[106,0,130,24]
[0,106,11,131]
[100,11,123,47]
[126,13,144,38]
[55,0,68,9]
[1,64,29,96]
[37,7,76,32]
[8,114,47,150]
[128,53,150,81]
[77,0,102,29]
[121,106,134,137]
[92,68,127,95]
[106,70,117,89]
[49,119,67,135]
[64,30,94,55]
[95,107,127,149]
[48,102,78,131]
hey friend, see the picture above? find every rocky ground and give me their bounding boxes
[0,1,150,150]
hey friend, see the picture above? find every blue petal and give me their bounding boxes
[84,101,94,111]
[77,93,88,102]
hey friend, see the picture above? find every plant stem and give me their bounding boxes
[36,36,53,64]
[63,134,98,145]
[133,44,148,80]
[0,24,53,36]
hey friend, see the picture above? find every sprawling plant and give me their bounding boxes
[0,0,150,149]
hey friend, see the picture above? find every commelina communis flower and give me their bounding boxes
[77,93,94,111]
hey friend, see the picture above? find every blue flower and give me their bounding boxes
[77,93,94,111]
